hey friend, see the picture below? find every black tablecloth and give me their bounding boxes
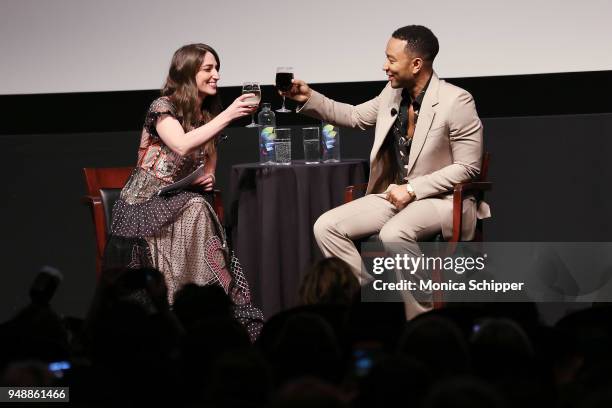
[229,159,369,318]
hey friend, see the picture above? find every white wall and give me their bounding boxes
[1,0,611,94]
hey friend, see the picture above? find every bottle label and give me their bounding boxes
[322,124,337,149]
[260,126,276,162]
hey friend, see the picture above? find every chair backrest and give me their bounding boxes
[83,167,133,235]
[99,188,123,232]
[83,167,133,196]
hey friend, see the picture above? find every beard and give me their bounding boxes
[391,75,414,89]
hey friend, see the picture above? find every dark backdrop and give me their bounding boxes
[1,71,611,321]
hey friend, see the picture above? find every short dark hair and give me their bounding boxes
[392,25,439,62]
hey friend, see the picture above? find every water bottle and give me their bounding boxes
[257,103,276,165]
[321,122,341,162]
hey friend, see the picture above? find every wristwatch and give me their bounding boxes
[406,183,416,199]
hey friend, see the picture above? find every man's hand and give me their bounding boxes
[192,173,215,192]
[386,184,415,210]
[281,79,312,104]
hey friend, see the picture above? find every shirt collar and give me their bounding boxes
[401,73,433,111]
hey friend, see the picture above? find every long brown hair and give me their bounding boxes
[161,43,223,155]
[298,258,360,305]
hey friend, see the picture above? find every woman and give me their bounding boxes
[103,43,262,337]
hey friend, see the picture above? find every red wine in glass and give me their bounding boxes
[275,67,294,112]
[275,72,294,92]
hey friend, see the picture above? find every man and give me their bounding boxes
[283,25,489,317]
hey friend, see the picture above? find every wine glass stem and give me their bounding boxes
[282,96,286,109]
[251,113,255,125]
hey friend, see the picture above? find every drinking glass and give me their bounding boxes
[275,67,294,113]
[274,128,292,165]
[302,127,320,164]
[242,82,261,127]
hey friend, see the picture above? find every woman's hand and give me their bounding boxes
[192,173,215,191]
[281,79,312,104]
[222,94,258,121]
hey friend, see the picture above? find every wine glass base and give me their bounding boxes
[245,123,259,128]
[275,108,291,113]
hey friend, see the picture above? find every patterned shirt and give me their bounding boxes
[390,74,432,183]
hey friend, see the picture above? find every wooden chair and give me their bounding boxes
[82,167,224,279]
[345,153,492,308]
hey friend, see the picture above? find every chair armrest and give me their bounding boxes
[450,182,492,243]
[344,183,369,203]
[81,195,101,206]
[453,181,492,196]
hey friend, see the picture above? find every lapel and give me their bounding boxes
[405,72,440,175]
[370,87,402,162]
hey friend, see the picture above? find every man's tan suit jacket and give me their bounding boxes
[298,72,491,240]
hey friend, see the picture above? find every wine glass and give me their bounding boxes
[275,67,294,113]
[242,82,261,128]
